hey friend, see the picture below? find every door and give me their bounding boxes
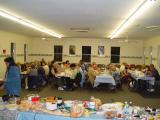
[82,46,91,62]
[111,47,120,63]
[24,44,28,62]
[54,45,63,61]
[11,42,16,60]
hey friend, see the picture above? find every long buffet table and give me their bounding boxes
[0,99,160,120]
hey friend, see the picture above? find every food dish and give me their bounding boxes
[102,103,117,111]
[46,97,56,103]
[5,104,18,110]
[101,103,123,111]
[46,102,57,111]
[105,110,117,119]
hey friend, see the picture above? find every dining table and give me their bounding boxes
[129,70,155,92]
[94,72,116,88]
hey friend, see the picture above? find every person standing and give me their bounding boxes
[0,57,21,101]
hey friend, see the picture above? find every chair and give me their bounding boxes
[113,72,122,88]
[154,80,160,91]
[28,75,40,90]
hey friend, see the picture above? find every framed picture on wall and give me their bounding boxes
[69,45,76,55]
[98,46,104,56]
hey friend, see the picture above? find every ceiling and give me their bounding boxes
[0,0,160,39]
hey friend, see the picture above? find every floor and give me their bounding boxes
[19,84,160,108]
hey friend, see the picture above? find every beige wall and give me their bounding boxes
[0,30,31,78]
[144,35,160,69]
[0,30,145,78]
[29,38,144,64]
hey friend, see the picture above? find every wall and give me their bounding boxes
[0,30,145,78]
[144,35,160,69]
[29,38,144,65]
[0,30,31,78]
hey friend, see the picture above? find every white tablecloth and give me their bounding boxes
[94,74,116,87]
[56,72,71,78]
[20,71,27,75]
[130,72,155,86]
[135,76,155,86]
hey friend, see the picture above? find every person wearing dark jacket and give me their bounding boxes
[150,64,160,81]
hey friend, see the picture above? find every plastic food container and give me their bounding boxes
[64,100,74,108]
[46,102,57,110]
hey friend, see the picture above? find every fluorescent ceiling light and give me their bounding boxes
[70,28,90,32]
[109,0,155,39]
[0,9,63,38]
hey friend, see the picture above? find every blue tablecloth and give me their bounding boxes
[17,111,107,120]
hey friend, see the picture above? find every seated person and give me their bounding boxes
[87,63,100,86]
[121,66,131,84]
[42,62,49,76]
[111,66,121,87]
[134,65,143,76]
[115,64,120,74]
[63,60,70,69]
[65,63,78,90]
[150,64,160,81]
[27,63,39,89]
[79,60,88,87]
[37,62,47,86]
[51,63,65,90]
[120,62,127,73]
[28,64,38,76]
[145,65,152,76]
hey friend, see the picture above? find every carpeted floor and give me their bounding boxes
[19,84,160,108]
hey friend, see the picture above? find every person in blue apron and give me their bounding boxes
[0,57,21,101]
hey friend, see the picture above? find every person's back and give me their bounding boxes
[29,68,38,76]
[38,66,45,76]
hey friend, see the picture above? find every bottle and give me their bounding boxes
[89,96,95,111]
[124,101,129,119]
[124,102,129,114]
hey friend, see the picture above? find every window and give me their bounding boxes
[54,45,63,61]
[82,46,91,62]
[111,47,120,63]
